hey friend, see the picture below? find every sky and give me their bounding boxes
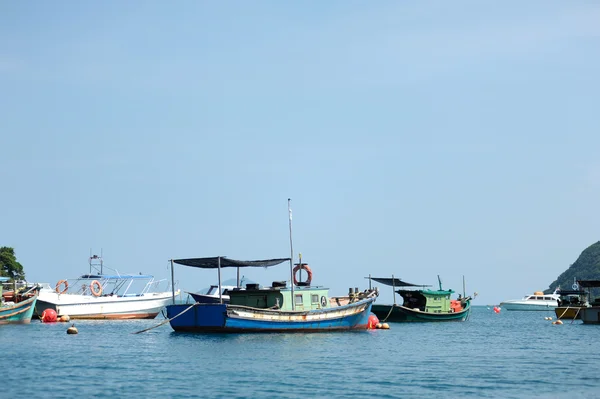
[1,1,599,305]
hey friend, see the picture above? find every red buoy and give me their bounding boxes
[368,313,379,329]
[41,308,57,323]
[493,306,501,314]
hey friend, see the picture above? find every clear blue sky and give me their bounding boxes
[2,1,599,305]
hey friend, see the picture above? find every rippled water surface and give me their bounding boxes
[2,307,600,398]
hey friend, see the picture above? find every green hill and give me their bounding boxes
[546,241,600,293]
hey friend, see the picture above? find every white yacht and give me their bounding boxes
[499,290,560,311]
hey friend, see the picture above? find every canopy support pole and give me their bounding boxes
[392,274,396,305]
[218,256,222,304]
[170,259,175,304]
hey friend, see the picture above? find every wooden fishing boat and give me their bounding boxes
[0,277,39,324]
[554,283,589,320]
[166,256,378,332]
[368,275,473,322]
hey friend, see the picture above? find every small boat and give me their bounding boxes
[499,290,559,311]
[165,256,378,332]
[185,284,238,304]
[34,253,179,320]
[0,277,39,324]
[368,275,473,322]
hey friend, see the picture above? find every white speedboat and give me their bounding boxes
[499,290,559,311]
[186,284,238,304]
[34,254,179,320]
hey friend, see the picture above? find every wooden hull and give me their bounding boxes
[372,301,471,322]
[0,295,37,324]
[166,296,376,333]
[555,306,585,320]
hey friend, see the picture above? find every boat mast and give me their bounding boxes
[288,198,295,310]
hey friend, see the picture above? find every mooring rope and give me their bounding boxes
[132,303,197,334]
[557,306,570,320]
[381,304,395,323]
[571,307,581,324]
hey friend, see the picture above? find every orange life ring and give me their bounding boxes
[293,263,313,286]
[55,280,69,294]
[90,280,103,297]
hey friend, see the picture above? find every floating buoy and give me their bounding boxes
[67,324,78,334]
[552,320,563,325]
[381,323,390,329]
[493,306,500,313]
[41,308,57,323]
[375,323,382,329]
[59,315,70,322]
[368,313,379,329]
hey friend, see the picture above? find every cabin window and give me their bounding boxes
[295,294,303,305]
[311,294,319,304]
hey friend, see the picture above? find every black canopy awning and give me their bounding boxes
[577,280,600,288]
[366,277,426,287]
[173,257,290,269]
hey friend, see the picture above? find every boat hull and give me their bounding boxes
[0,295,37,324]
[371,301,471,322]
[499,302,557,311]
[34,292,175,320]
[555,306,585,320]
[166,297,375,332]
[580,307,600,324]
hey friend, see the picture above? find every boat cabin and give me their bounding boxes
[397,288,458,313]
[228,281,330,311]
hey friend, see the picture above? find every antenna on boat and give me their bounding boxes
[89,249,103,275]
[462,275,466,298]
[437,275,442,291]
[288,198,295,310]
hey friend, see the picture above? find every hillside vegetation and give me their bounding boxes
[546,241,600,293]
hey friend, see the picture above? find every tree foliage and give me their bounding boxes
[546,241,600,297]
[0,247,25,281]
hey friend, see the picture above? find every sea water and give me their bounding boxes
[2,306,599,399]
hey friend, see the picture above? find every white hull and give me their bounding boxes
[35,291,177,319]
[500,302,557,311]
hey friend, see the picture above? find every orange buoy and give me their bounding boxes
[41,308,57,323]
[368,313,379,329]
[59,315,70,322]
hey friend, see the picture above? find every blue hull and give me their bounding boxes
[0,295,38,324]
[166,298,375,333]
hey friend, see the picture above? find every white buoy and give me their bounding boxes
[382,323,390,329]
[60,315,70,322]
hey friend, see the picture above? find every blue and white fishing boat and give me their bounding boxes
[165,256,378,332]
[164,199,378,333]
[0,277,39,324]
